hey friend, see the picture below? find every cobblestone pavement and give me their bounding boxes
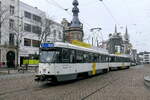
[0,65,150,100]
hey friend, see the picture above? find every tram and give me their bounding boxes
[35,42,131,82]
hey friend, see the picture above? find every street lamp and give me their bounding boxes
[90,27,102,46]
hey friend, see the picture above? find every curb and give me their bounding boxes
[144,76,150,87]
[0,73,35,80]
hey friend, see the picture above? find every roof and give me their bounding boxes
[46,42,131,58]
[54,42,109,55]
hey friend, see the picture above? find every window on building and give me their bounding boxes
[32,25,42,34]
[9,19,14,30]
[32,40,40,47]
[24,38,31,46]
[32,14,41,22]
[9,33,14,45]
[53,30,57,38]
[24,11,31,19]
[10,5,15,15]
[59,31,62,39]
[24,23,31,32]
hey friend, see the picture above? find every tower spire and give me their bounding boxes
[70,0,81,28]
[115,24,117,33]
[125,26,128,34]
[124,26,129,42]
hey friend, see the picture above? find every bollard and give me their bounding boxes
[23,66,24,73]
[8,68,10,74]
[35,66,37,73]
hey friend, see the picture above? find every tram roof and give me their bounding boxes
[53,42,109,55]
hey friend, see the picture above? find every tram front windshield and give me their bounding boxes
[40,49,60,63]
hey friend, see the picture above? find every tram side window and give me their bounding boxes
[120,57,123,62]
[122,58,125,62]
[76,51,83,63]
[93,54,98,62]
[89,53,93,63]
[123,58,125,62]
[109,57,111,62]
[110,57,115,62]
[120,57,122,62]
[106,56,109,62]
[115,57,118,62]
[70,50,76,63]
[83,53,89,63]
[101,55,104,62]
[98,55,101,63]
[62,49,70,63]
[101,55,106,62]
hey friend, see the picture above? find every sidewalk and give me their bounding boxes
[0,68,36,79]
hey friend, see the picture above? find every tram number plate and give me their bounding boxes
[63,66,71,69]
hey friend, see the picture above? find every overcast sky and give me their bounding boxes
[20,0,150,52]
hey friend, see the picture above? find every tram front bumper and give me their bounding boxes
[35,75,54,82]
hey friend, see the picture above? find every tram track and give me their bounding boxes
[80,78,120,100]
[0,72,120,98]
[0,83,52,96]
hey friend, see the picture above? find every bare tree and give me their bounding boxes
[40,18,54,43]
[12,17,25,67]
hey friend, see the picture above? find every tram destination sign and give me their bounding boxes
[41,43,54,48]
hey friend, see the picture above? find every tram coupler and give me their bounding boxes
[35,75,46,82]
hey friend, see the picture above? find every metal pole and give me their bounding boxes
[92,37,93,46]
[90,27,102,47]
[97,40,99,47]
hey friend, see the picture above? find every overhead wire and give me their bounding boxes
[98,0,118,25]
[46,0,69,11]
[45,0,92,28]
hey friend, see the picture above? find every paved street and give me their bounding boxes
[0,65,150,100]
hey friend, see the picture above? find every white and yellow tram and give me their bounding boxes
[35,42,131,82]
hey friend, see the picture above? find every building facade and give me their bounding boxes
[18,1,46,65]
[19,1,64,65]
[106,25,133,56]
[0,1,64,67]
[138,52,150,64]
[0,0,19,68]
[107,25,124,54]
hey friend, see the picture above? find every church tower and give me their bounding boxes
[114,24,117,34]
[124,26,129,43]
[63,0,84,43]
[123,26,132,54]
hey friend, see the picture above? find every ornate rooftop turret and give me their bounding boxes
[62,0,84,43]
[70,0,81,28]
